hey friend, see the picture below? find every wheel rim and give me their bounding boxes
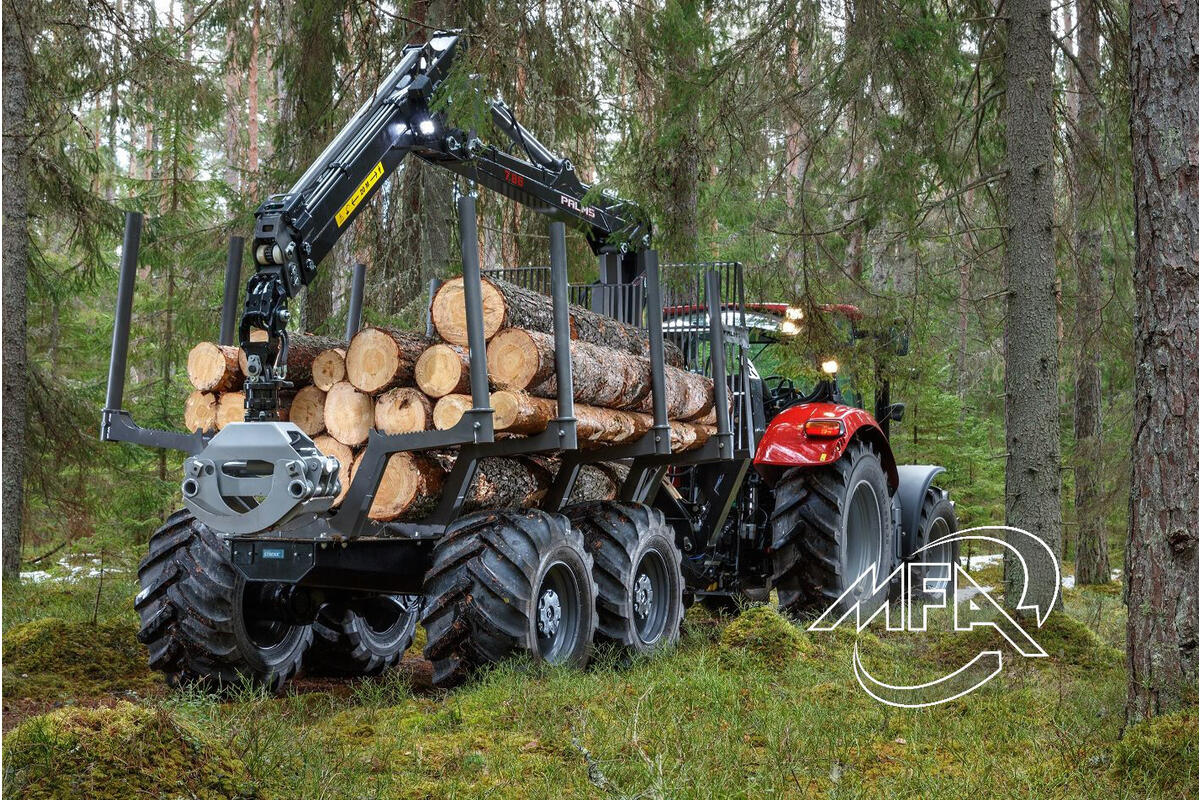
[359,595,420,643]
[844,479,883,581]
[632,549,671,646]
[922,517,954,594]
[241,583,294,650]
[535,561,581,663]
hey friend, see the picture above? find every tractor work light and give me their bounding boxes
[821,359,839,375]
[804,418,844,438]
[785,306,805,321]
[779,319,801,336]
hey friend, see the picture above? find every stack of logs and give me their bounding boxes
[182,275,717,522]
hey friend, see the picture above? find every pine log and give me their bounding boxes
[487,328,651,409]
[374,387,433,434]
[184,391,218,433]
[289,385,326,436]
[324,381,374,446]
[431,275,685,366]
[433,390,654,445]
[311,348,347,391]
[414,343,472,398]
[427,452,551,512]
[237,331,345,385]
[216,392,245,430]
[313,435,354,507]
[569,463,620,503]
[350,451,444,521]
[344,326,434,394]
[187,343,242,393]
[487,327,713,418]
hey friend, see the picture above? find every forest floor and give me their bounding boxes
[2,547,1195,800]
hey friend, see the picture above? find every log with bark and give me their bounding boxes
[187,343,243,393]
[323,381,374,446]
[349,451,444,521]
[431,276,685,367]
[487,327,713,419]
[344,326,434,394]
[237,331,345,386]
[414,342,472,398]
[312,434,354,507]
[311,347,347,391]
[184,390,218,433]
[374,387,433,434]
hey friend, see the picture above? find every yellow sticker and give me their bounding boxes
[335,161,385,227]
[819,453,827,462]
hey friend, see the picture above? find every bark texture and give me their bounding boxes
[431,276,685,366]
[1001,0,1063,610]
[1070,0,1110,585]
[1125,0,1199,722]
[344,327,434,394]
[2,0,31,577]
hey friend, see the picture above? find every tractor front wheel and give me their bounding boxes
[770,440,897,617]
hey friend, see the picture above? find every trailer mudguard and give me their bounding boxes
[752,402,899,488]
[894,464,946,557]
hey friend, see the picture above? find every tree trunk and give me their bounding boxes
[247,0,261,180]
[1125,0,1199,723]
[431,276,685,367]
[2,0,31,578]
[1002,0,1063,609]
[1070,0,1110,585]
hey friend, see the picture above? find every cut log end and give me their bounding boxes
[430,277,506,346]
[324,381,374,446]
[414,343,471,398]
[311,348,347,391]
[432,393,476,431]
[216,392,245,430]
[375,387,433,434]
[486,328,548,390]
[353,451,444,521]
[184,391,218,433]
[187,342,242,393]
[289,385,326,436]
[345,326,430,394]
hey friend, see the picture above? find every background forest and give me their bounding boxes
[4,0,1135,568]
[2,1,1196,798]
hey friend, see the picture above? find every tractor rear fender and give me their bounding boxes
[753,402,899,490]
[894,465,946,557]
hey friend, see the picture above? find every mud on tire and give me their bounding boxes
[421,508,597,687]
[566,502,684,655]
[135,510,311,692]
[770,439,897,616]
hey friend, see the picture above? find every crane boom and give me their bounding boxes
[241,31,650,421]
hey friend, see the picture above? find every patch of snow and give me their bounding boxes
[964,552,1004,570]
[1062,575,1076,589]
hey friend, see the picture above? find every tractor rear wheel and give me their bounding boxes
[566,502,684,655]
[770,440,897,616]
[907,488,960,599]
[135,510,311,692]
[421,509,597,687]
[307,594,421,676]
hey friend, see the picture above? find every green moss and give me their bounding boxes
[928,612,1120,671]
[2,617,159,699]
[2,702,265,799]
[1111,710,1199,798]
[719,605,811,668]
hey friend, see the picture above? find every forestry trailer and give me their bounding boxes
[102,32,958,690]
